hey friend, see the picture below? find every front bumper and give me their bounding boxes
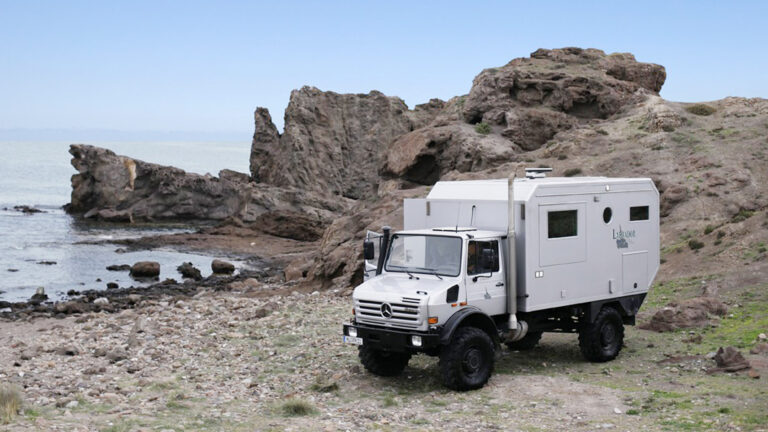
[342,322,441,353]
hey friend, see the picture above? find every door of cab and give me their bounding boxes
[465,238,506,315]
[364,231,382,281]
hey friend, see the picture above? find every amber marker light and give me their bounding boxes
[428,317,439,324]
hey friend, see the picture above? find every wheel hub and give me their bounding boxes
[463,348,482,373]
[601,323,616,346]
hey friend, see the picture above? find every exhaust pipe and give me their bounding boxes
[506,174,527,341]
[375,226,391,276]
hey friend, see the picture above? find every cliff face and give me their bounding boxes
[249,87,443,200]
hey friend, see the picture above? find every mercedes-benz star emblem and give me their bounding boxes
[380,303,393,318]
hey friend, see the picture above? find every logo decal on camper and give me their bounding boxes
[613,225,636,249]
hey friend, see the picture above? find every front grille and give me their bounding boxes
[355,298,423,329]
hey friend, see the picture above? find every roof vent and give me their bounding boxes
[525,167,553,179]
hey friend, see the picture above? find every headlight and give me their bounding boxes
[348,327,358,338]
[411,335,422,347]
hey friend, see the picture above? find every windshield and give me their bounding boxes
[385,234,462,277]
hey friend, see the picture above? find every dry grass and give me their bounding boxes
[0,383,22,424]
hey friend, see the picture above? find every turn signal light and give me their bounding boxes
[352,307,355,315]
[460,301,467,306]
[428,316,439,324]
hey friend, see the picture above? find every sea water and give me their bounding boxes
[0,141,252,302]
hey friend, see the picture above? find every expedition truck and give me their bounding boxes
[342,168,660,391]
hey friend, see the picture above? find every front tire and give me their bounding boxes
[358,346,410,377]
[439,327,495,391]
[505,331,543,351]
[578,307,624,362]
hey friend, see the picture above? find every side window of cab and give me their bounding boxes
[467,240,500,275]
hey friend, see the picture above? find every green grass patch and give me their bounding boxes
[699,291,768,350]
[278,399,317,417]
[688,239,705,250]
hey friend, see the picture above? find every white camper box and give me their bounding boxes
[403,177,660,313]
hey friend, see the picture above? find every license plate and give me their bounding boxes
[343,336,363,345]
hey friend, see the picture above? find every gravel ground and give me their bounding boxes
[1,280,766,431]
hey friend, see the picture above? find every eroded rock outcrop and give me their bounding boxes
[462,48,665,150]
[68,144,347,240]
[250,87,443,199]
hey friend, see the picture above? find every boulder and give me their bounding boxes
[211,259,235,274]
[640,297,727,332]
[106,264,131,271]
[130,261,160,278]
[706,346,751,374]
[177,262,203,281]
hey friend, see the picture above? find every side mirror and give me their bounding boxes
[363,240,375,261]
[478,248,495,272]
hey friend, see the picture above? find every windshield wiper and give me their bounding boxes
[426,270,443,280]
[406,271,420,280]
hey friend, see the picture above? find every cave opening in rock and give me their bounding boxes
[405,154,440,185]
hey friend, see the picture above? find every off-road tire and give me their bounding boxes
[358,346,411,377]
[439,327,495,391]
[505,331,543,351]
[578,306,624,362]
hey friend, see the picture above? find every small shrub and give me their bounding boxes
[279,399,316,417]
[732,209,754,223]
[474,122,491,135]
[564,168,582,177]
[1,383,22,424]
[704,225,715,235]
[717,231,726,239]
[685,104,716,116]
[557,154,568,160]
[688,239,705,250]
[718,407,732,414]
[596,129,609,135]
[714,239,722,246]
[310,378,339,393]
[626,408,640,415]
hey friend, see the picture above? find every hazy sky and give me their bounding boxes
[2,1,767,139]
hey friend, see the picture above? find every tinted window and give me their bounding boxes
[603,207,612,224]
[548,210,577,238]
[467,240,500,275]
[630,206,649,221]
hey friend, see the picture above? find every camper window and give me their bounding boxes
[467,240,499,275]
[603,207,613,224]
[548,210,578,239]
[630,206,649,221]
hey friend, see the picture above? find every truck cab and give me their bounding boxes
[343,171,659,391]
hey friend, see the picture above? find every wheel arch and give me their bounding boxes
[585,293,647,325]
[439,307,500,347]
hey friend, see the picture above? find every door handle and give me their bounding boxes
[495,282,504,287]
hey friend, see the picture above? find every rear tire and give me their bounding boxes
[358,346,410,377]
[578,307,624,362]
[505,331,543,351]
[439,327,494,391]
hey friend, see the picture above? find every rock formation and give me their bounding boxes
[68,144,346,240]
[249,87,443,199]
